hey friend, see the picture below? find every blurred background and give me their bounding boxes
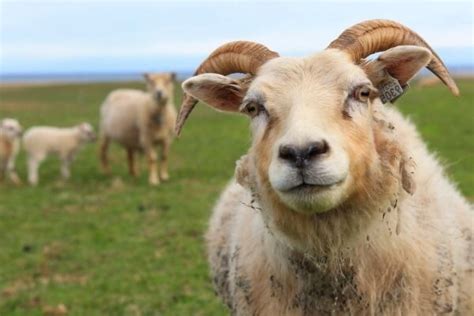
[0,1,472,315]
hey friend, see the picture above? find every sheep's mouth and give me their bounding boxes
[282,179,344,194]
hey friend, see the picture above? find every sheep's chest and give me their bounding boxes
[0,137,12,159]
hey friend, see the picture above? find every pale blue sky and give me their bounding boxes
[1,0,473,75]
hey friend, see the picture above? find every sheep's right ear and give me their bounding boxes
[182,73,246,113]
[143,73,151,82]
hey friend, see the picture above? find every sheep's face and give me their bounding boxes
[0,118,22,139]
[244,50,379,213]
[183,46,431,214]
[144,73,175,105]
[77,123,96,142]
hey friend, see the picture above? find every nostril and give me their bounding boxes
[155,91,163,99]
[279,145,298,163]
[306,140,329,159]
[279,141,329,168]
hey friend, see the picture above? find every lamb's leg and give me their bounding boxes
[60,156,72,180]
[99,135,110,174]
[27,155,43,186]
[127,148,138,177]
[146,148,159,186]
[159,141,170,181]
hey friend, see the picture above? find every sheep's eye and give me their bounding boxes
[352,86,372,102]
[243,102,266,118]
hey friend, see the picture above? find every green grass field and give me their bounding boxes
[0,79,472,315]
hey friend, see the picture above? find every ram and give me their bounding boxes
[23,123,96,185]
[0,118,22,184]
[99,73,177,185]
[177,20,473,315]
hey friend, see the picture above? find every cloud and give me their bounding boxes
[1,0,472,74]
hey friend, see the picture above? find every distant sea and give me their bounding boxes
[0,71,193,84]
[1,66,472,84]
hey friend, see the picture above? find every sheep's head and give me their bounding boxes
[77,122,96,143]
[0,118,22,139]
[177,20,458,215]
[144,72,176,105]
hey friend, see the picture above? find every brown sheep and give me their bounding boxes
[99,73,177,185]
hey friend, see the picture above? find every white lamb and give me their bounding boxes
[23,123,96,185]
[176,20,473,315]
[0,118,22,184]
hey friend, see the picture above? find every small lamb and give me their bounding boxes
[0,118,22,184]
[22,123,96,185]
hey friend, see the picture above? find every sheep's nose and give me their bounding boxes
[278,141,329,168]
[155,90,163,100]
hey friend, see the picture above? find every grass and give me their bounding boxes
[0,79,472,315]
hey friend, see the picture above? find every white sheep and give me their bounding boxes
[0,118,22,184]
[177,20,473,315]
[99,73,177,185]
[22,123,96,185]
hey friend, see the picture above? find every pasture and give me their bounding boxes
[0,79,472,315]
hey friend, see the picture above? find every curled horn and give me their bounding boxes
[175,41,279,135]
[327,19,459,96]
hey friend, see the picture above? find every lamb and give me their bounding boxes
[176,20,473,315]
[99,73,177,185]
[0,118,22,184]
[23,123,96,185]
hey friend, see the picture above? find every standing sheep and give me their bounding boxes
[176,20,473,314]
[0,118,22,184]
[23,123,96,185]
[99,73,177,185]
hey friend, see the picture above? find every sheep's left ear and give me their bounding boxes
[363,46,432,101]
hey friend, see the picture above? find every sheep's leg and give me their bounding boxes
[0,162,5,182]
[27,156,43,186]
[139,131,159,185]
[159,141,170,181]
[99,135,110,174]
[146,148,159,186]
[6,157,21,185]
[126,148,138,177]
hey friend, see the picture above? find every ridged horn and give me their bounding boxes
[175,41,279,135]
[327,19,459,96]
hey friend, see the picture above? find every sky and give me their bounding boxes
[0,0,473,75]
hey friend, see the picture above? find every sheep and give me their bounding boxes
[99,73,177,185]
[23,123,96,185]
[176,20,473,315]
[0,118,22,184]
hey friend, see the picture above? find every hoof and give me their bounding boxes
[149,178,160,186]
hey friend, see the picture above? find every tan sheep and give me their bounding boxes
[177,20,473,315]
[0,118,22,184]
[99,73,177,185]
[22,123,96,185]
